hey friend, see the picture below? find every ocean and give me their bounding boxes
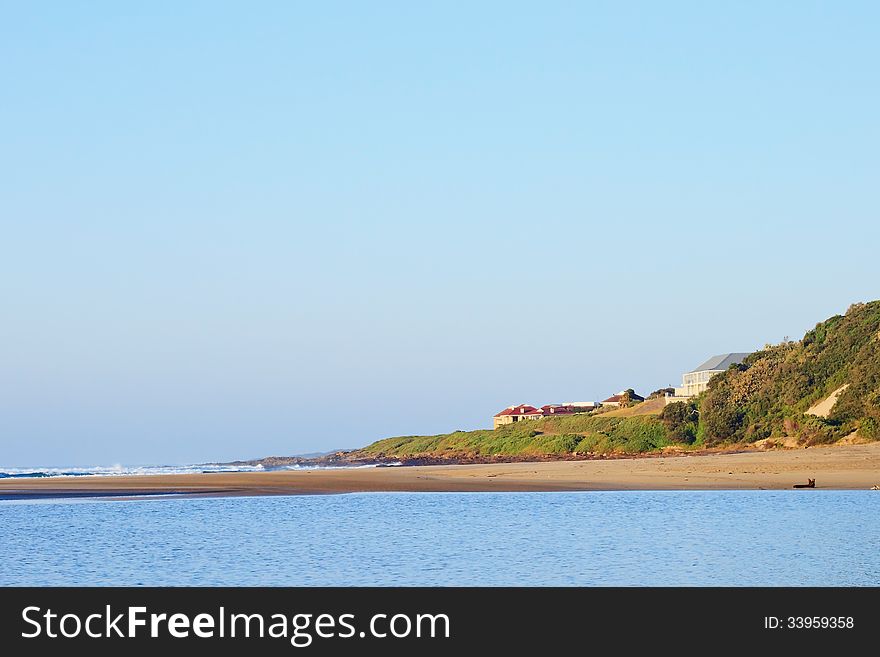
[2,491,877,586]
[0,462,386,479]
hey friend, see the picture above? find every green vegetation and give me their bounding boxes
[659,401,699,444]
[353,414,670,460]
[354,301,880,460]
[697,300,880,446]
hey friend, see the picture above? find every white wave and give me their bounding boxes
[0,461,400,479]
[0,463,266,479]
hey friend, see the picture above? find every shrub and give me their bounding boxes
[860,417,879,440]
[659,401,699,443]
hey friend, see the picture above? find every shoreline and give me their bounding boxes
[1,442,878,500]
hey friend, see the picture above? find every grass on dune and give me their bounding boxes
[353,414,671,459]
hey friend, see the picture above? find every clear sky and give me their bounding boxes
[2,2,878,466]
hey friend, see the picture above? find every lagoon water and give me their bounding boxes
[2,491,878,586]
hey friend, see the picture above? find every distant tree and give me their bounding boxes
[618,389,643,408]
[648,387,675,400]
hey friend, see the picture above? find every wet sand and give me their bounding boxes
[2,443,878,500]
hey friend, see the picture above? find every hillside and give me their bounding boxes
[598,396,667,417]
[353,414,670,461]
[691,301,880,445]
[353,301,880,461]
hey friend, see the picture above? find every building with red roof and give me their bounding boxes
[540,405,575,417]
[492,403,579,428]
[493,404,543,428]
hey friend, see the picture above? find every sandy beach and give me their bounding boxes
[2,443,879,499]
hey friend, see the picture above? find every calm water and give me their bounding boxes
[1,491,878,586]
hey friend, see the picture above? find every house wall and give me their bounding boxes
[493,413,542,429]
[672,369,725,400]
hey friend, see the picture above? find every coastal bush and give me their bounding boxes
[355,415,671,459]
[697,300,880,445]
[573,433,609,454]
[798,416,839,446]
[659,401,698,444]
[699,391,745,444]
[524,433,581,455]
[860,417,879,440]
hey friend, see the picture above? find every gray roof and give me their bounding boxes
[689,353,751,373]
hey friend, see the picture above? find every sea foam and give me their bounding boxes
[0,461,397,479]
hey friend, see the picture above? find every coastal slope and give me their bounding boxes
[352,301,880,462]
[698,300,880,445]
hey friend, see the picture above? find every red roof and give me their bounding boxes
[540,405,575,416]
[495,404,578,418]
[494,404,540,417]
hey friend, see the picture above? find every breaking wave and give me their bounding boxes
[0,461,399,479]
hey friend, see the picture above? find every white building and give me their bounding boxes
[563,401,601,410]
[665,353,751,404]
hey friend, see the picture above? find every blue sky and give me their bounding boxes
[1,2,878,466]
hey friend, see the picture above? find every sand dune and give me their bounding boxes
[806,384,849,418]
[2,443,879,499]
